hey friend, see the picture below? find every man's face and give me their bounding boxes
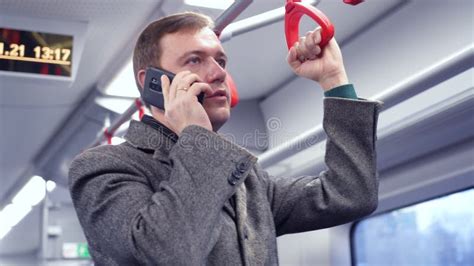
[159,27,231,131]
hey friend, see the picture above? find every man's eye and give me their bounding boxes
[217,58,226,68]
[187,57,201,65]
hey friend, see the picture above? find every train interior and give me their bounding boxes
[0,0,473,265]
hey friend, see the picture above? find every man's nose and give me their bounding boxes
[205,58,227,85]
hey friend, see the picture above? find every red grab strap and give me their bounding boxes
[103,128,113,145]
[226,73,239,108]
[284,0,335,51]
[135,98,144,119]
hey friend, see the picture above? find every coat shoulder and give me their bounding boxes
[68,142,154,187]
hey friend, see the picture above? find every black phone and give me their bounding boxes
[142,67,204,110]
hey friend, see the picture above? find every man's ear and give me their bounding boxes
[137,69,146,90]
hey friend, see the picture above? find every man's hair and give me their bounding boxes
[132,12,214,93]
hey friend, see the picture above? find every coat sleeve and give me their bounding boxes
[68,125,257,264]
[258,97,382,236]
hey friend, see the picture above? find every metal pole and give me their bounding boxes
[372,45,474,109]
[219,0,320,42]
[258,45,474,168]
[214,0,253,36]
[88,99,140,148]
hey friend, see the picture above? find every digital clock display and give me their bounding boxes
[0,27,73,77]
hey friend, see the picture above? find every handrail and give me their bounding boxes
[214,0,253,36]
[219,0,320,42]
[89,98,144,147]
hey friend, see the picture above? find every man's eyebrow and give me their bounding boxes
[177,50,228,61]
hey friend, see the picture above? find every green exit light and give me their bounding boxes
[77,243,90,258]
[62,242,91,259]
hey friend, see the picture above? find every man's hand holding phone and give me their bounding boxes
[160,71,213,135]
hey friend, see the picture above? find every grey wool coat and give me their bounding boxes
[69,97,382,265]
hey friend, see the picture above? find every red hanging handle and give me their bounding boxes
[344,0,364,5]
[103,128,113,145]
[134,98,145,119]
[285,0,335,51]
[226,73,239,108]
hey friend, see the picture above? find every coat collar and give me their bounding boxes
[141,115,178,143]
[124,119,176,156]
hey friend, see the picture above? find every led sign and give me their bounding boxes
[0,27,73,77]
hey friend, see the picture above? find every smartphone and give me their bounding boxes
[142,67,204,110]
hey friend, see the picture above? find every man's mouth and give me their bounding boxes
[206,90,228,99]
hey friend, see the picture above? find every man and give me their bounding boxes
[69,12,381,265]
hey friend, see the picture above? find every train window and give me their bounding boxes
[351,188,474,265]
